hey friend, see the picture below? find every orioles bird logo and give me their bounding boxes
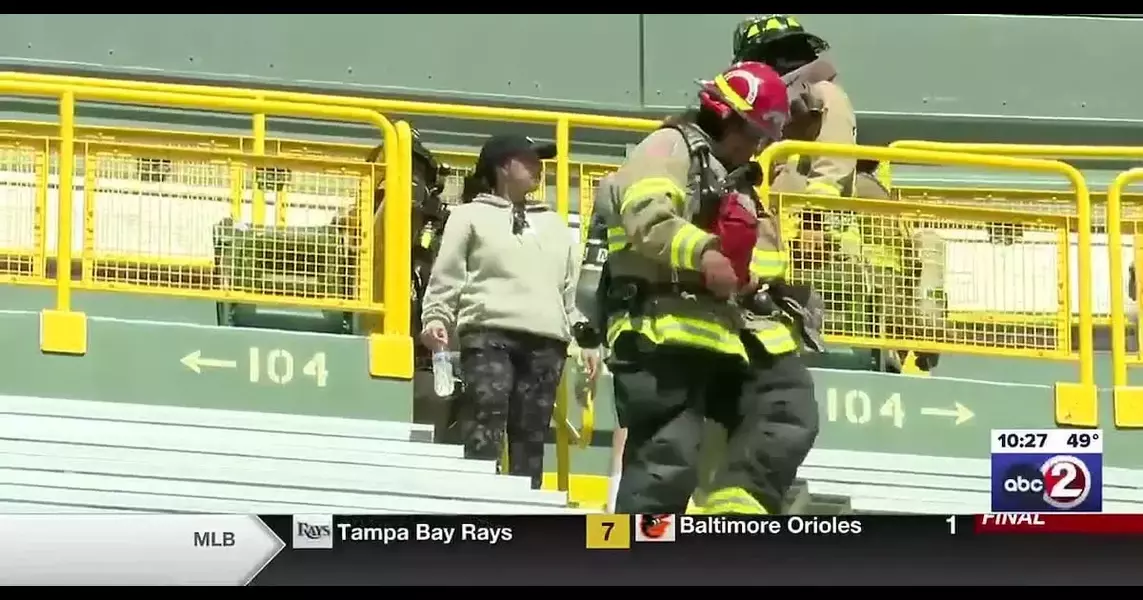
[639,514,673,539]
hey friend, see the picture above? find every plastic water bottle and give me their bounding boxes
[432,350,455,397]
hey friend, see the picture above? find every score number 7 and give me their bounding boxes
[602,522,614,540]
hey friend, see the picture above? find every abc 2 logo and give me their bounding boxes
[1000,454,1097,511]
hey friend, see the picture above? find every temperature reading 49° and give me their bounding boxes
[1066,432,1100,449]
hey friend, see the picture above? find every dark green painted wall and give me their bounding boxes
[1,14,1140,121]
[3,14,1143,162]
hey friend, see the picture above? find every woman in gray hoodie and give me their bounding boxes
[419,134,599,489]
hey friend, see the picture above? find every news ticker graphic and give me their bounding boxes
[990,428,1103,512]
[7,512,1143,585]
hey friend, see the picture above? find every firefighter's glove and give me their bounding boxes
[572,321,603,349]
[700,249,738,298]
[748,288,780,317]
[778,291,827,353]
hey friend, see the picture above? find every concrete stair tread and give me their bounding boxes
[0,500,155,514]
[806,448,1143,490]
[0,467,572,513]
[0,394,434,442]
[0,414,462,458]
[0,434,487,473]
[0,439,529,491]
[0,414,485,470]
[0,451,548,504]
[0,399,580,514]
[0,482,384,514]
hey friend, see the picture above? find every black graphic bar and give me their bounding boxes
[250,515,1143,585]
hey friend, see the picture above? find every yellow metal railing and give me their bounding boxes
[882,140,1143,335]
[71,141,375,302]
[0,72,653,497]
[0,72,659,221]
[1107,168,1143,428]
[0,136,50,284]
[0,80,410,377]
[885,142,1143,368]
[759,140,1098,427]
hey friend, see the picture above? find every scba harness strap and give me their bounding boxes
[660,123,716,222]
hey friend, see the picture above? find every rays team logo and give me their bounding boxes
[634,514,676,542]
[292,514,334,549]
[995,455,1099,512]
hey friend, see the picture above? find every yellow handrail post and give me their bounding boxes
[554,362,571,495]
[555,117,571,218]
[371,120,415,381]
[56,90,75,313]
[552,117,573,496]
[40,88,86,356]
[1108,168,1143,427]
[759,140,1098,427]
[251,94,268,226]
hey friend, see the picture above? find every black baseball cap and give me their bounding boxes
[473,135,557,179]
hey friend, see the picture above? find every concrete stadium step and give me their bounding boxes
[803,448,1143,513]
[0,483,403,514]
[0,396,580,514]
[0,413,460,458]
[0,449,544,503]
[0,414,481,470]
[0,500,154,514]
[0,439,533,493]
[0,468,577,514]
[0,394,434,442]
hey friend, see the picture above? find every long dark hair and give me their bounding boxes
[460,173,492,204]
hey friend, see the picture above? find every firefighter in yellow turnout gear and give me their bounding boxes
[597,62,819,516]
[734,13,940,374]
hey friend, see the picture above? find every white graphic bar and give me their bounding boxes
[0,515,284,586]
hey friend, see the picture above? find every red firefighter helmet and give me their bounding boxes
[698,61,790,144]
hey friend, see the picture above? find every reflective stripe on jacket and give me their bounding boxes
[599,123,796,358]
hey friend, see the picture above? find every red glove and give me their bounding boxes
[707,192,759,287]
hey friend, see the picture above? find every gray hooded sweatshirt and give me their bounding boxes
[421,193,583,343]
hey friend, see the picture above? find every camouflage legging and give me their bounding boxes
[456,327,568,489]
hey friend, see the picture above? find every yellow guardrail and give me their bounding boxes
[884,140,1143,333]
[883,140,1143,185]
[0,72,653,498]
[0,72,660,220]
[0,79,411,379]
[73,141,380,298]
[886,140,1143,336]
[0,120,620,215]
[1107,168,1143,427]
[759,140,1097,427]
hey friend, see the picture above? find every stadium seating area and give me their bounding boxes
[0,71,1141,515]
